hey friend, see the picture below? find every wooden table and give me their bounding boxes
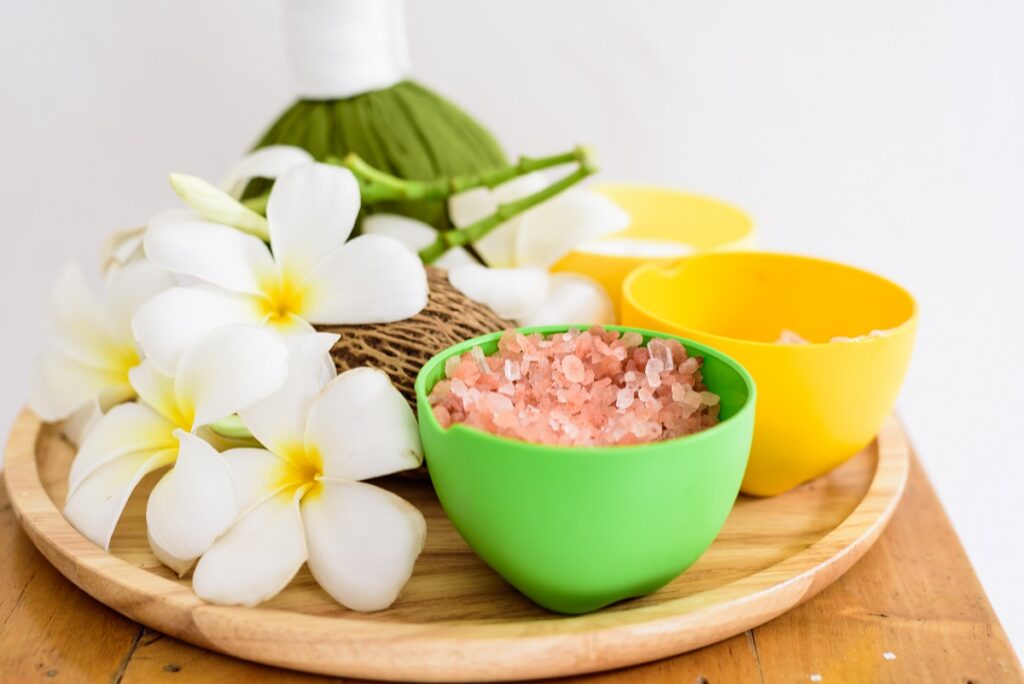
[1,444,1020,683]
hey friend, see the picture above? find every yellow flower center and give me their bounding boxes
[276,442,324,500]
[259,273,307,325]
[118,347,142,384]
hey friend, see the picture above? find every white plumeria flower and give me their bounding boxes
[30,261,175,440]
[219,145,314,199]
[63,325,290,576]
[363,173,628,325]
[133,161,428,376]
[180,333,426,611]
[102,146,315,272]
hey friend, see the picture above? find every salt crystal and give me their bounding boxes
[450,378,467,397]
[809,675,822,682]
[433,405,452,427]
[700,391,720,406]
[645,358,664,388]
[672,383,687,402]
[682,390,703,409]
[622,332,643,347]
[471,346,490,373]
[562,355,586,383]
[777,329,811,344]
[445,356,462,377]
[616,388,635,410]
[882,652,896,661]
[504,358,521,381]
[648,339,675,371]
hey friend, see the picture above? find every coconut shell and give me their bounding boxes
[316,266,513,412]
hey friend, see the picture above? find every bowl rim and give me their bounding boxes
[565,183,757,265]
[622,251,919,349]
[413,324,757,456]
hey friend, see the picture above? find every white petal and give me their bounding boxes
[266,163,360,278]
[148,207,200,228]
[132,286,264,376]
[60,400,103,448]
[449,174,548,268]
[169,173,269,239]
[361,213,439,253]
[518,273,616,327]
[146,431,237,576]
[264,311,316,336]
[307,368,422,481]
[238,332,339,456]
[514,189,630,269]
[63,448,176,550]
[144,220,277,296]
[433,247,479,271]
[29,350,134,423]
[447,264,550,320]
[301,235,428,324]
[174,325,290,429]
[220,447,295,517]
[302,480,425,611]
[220,146,314,199]
[47,263,120,369]
[361,214,478,271]
[192,488,307,606]
[102,227,146,272]
[129,360,190,428]
[104,260,175,344]
[448,186,496,228]
[67,402,178,495]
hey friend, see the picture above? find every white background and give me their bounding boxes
[0,0,1020,655]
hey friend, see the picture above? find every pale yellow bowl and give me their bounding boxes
[622,252,917,496]
[552,184,756,314]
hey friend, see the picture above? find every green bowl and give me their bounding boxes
[415,325,756,614]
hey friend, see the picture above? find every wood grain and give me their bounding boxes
[1,417,1020,682]
[2,409,913,681]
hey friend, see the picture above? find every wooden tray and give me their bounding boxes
[4,409,910,682]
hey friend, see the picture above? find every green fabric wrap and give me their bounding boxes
[250,80,507,229]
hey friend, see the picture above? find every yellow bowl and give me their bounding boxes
[552,184,756,315]
[622,252,917,496]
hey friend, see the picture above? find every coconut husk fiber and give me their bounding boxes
[316,266,512,412]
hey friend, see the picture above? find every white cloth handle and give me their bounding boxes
[283,0,410,100]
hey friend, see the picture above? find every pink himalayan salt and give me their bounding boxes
[428,326,721,447]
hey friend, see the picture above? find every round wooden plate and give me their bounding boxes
[4,409,910,682]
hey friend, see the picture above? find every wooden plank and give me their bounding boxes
[0,460,141,683]
[120,629,328,683]
[749,452,1022,683]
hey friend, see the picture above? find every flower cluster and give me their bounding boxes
[31,144,625,611]
[32,152,429,610]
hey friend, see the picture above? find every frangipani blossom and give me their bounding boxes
[173,333,426,611]
[63,325,290,576]
[133,162,428,375]
[30,261,174,440]
[102,145,315,272]
[363,173,628,325]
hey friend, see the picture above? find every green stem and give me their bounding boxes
[340,147,592,204]
[418,163,596,264]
